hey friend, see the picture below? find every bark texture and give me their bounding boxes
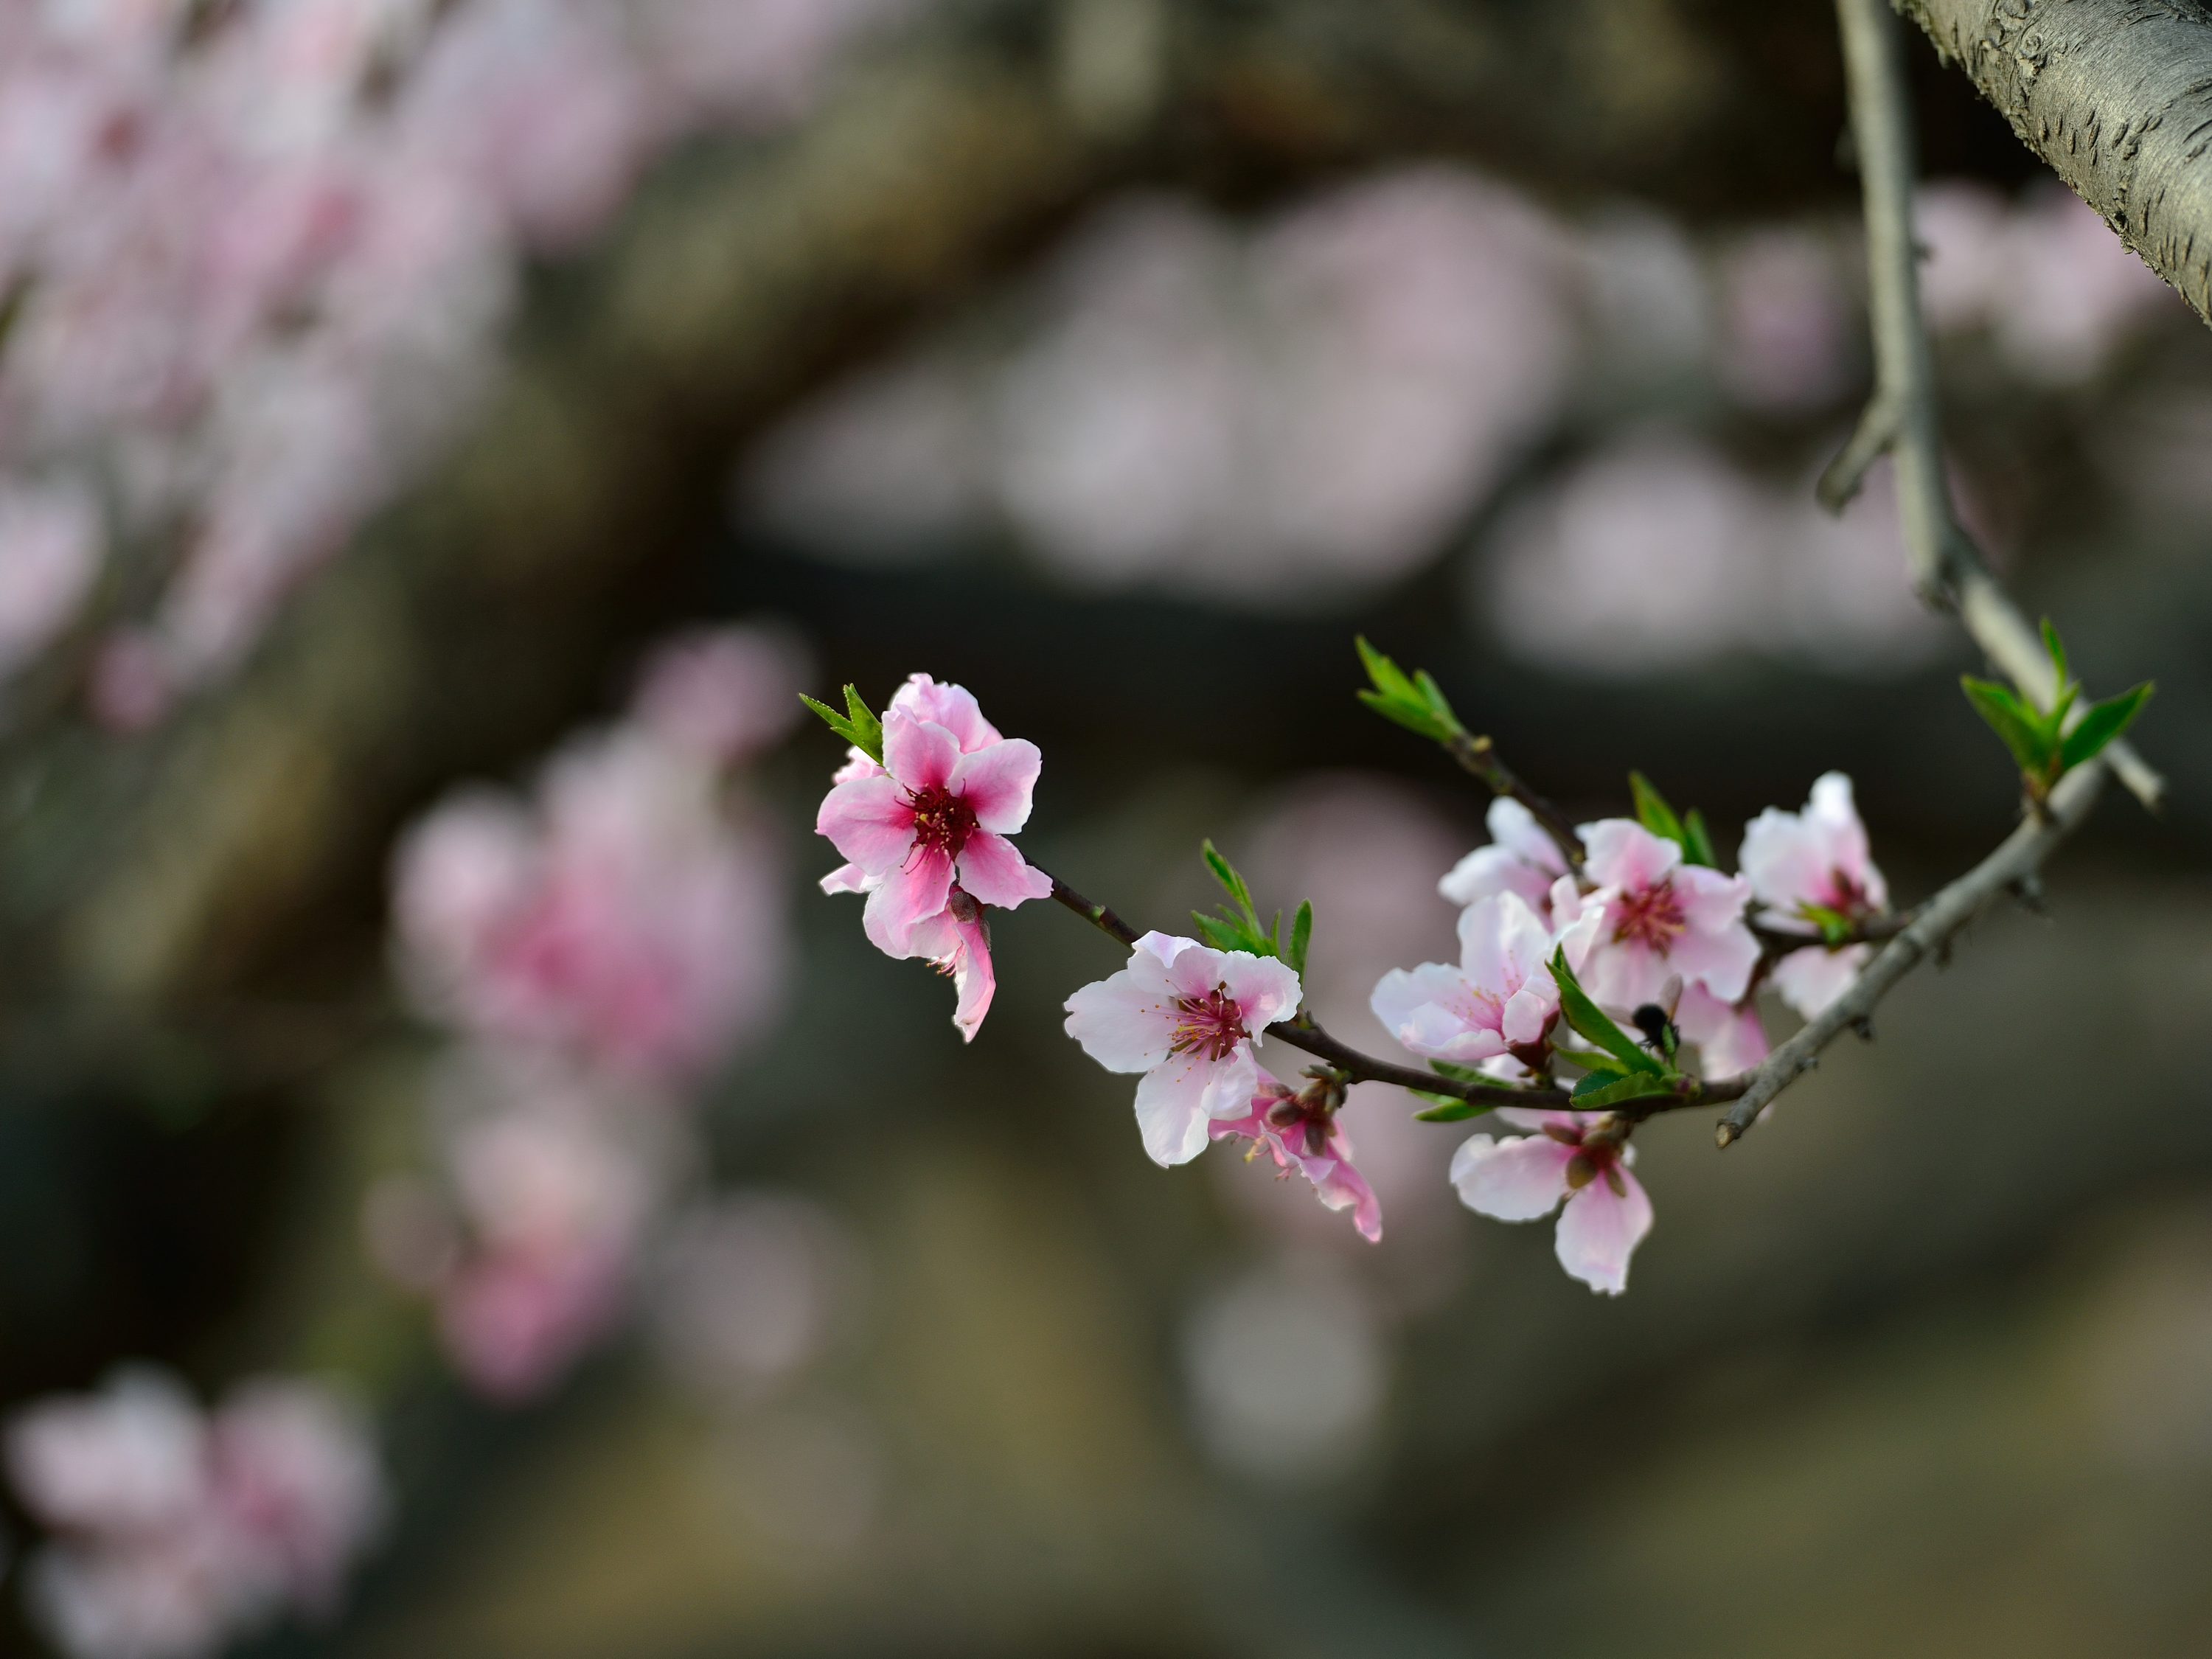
[1898,0,2212,323]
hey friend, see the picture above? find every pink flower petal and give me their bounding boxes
[890,675,1000,751]
[1217,953,1302,1029]
[909,896,995,1041]
[815,774,914,872]
[1579,818,1680,890]
[818,862,872,895]
[1674,983,1768,1076]
[1662,917,1760,1004]
[1553,1169,1653,1295]
[1064,956,1180,1072]
[1449,1132,1573,1221]
[954,830,1053,909]
[882,711,960,793]
[860,846,953,956]
[949,738,1043,833]
[1133,1050,1253,1166]
[1772,942,1869,1019]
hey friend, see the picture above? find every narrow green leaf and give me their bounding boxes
[1630,771,1686,846]
[1354,636,1421,703]
[2041,617,2067,698]
[1683,808,1718,869]
[1287,900,1314,975]
[1549,948,1663,1076]
[1428,1060,1502,1086]
[799,695,863,751]
[1413,1096,1492,1121]
[1556,1047,1632,1078]
[2038,680,2080,752]
[1961,676,2052,776]
[1570,1071,1675,1110]
[1200,840,1258,917]
[2058,681,2154,773]
[1191,911,1253,953]
[1355,688,1449,740]
[1412,669,1461,733]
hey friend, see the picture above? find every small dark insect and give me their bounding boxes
[1631,974,1683,1063]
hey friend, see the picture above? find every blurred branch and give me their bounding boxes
[1896,0,2212,330]
[1822,0,2163,810]
[1714,755,2107,1145]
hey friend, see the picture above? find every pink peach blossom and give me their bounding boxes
[1064,932,1303,1166]
[1449,1109,1652,1294]
[1437,796,1568,919]
[1368,888,1597,1068]
[1740,771,1888,1018]
[1209,1072,1381,1242]
[815,696,1051,957]
[1559,818,1758,1010]
[903,887,995,1042]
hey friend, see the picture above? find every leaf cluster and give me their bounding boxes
[1354,636,1465,745]
[1961,622,2152,801]
[1629,772,1717,867]
[1192,841,1313,975]
[1550,949,1681,1110]
[799,685,885,765]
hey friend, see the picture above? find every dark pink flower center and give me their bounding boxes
[1169,985,1249,1063]
[1823,868,1872,917]
[905,785,977,864]
[1613,880,1686,950]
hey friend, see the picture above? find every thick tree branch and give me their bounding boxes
[1826,0,2163,811]
[1715,754,2106,1144]
[1896,0,2212,329]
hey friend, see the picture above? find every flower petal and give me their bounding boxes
[1064,957,1178,1072]
[1449,1133,1573,1221]
[1772,942,1870,1020]
[1554,1169,1654,1295]
[860,847,953,956]
[1218,953,1303,1029]
[818,862,873,895]
[1132,1050,1253,1167]
[1674,984,1768,1076]
[890,675,1000,751]
[950,739,1043,833]
[1663,916,1761,1004]
[1578,818,1680,890]
[955,831,1053,908]
[815,775,914,873]
[883,711,960,793]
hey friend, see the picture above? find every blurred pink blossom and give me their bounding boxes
[394,720,787,1086]
[7,1368,384,1659]
[0,477,101,676]
[1713,225,1854,410]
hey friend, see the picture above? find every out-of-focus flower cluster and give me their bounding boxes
[4,1369,385,1659]
[0,0,923,723]
[375,624,803,1398]
[743,168,2178,672]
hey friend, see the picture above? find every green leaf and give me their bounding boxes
[1412,669,1462,734]
[1355,636,1421,703]
[2041,617,2068,699]
[799,691,884,762]
[1683,808,1718,870]
[2057,681,2154,773]
[1556,1047,1632,1078]
[1798,902,1856,947]
[1287,900,1314,975]
[1549,948,1664,1076]
[1426,1060,1500,1087]
[1200,840,1259,919]
[1569,1071,1675,1110]
[1355,687,1449,741]
[1191,911,1259,954]
[1630,771,1685,845]
[1961,676,2052,776]
[1413,1096,1493,1121]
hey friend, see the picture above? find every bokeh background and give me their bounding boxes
[0,1,2207,1656]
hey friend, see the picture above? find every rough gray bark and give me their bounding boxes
[1897,0,2212,324]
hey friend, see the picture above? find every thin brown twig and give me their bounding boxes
[1823,0,2162,812]
[1441,730,1584,866]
